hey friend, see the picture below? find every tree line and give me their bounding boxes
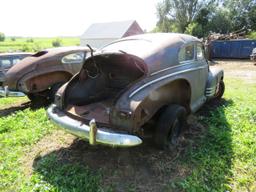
[154,0,256,38]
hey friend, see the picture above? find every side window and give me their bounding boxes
[12,58,21,65]
[61,52,85,64]
[196,44,205,60]
[0,59,12,68]
[179,44,195,63]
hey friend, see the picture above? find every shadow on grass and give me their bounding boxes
[31,98,234,192]
[0,101,50,117]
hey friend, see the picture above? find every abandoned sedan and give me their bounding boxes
[0,52,32,86]
[47,33,225,149]
[2,47,90,102]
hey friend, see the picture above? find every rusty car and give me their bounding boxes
[47,33,225,149]
[0,52,32,87]
[1,46,90,102]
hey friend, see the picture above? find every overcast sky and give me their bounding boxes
[1,0,159,37]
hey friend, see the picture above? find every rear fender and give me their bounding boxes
[205,68,224,98]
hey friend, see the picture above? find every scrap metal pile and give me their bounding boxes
[207,28,247,41]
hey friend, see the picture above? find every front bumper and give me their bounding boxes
[0,86,26,97]
[47,104,142,147]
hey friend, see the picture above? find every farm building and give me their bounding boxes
[80,20,144,48]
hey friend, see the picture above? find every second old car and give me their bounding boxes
[2,47,91,102]
[47,33,225,149]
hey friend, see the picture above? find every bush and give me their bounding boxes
[11,37,16,41]
[26,38,34,43]
[0,32,5,42]
[52,39,62,47]
[247,31,256,39]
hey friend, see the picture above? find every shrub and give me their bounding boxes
[52,38,62,47]
[0,32,5,42]
[26,38,34,43]
[11,37,16,41]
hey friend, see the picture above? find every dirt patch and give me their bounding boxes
[22,114,210,192]
[211,59,256,82]
[21,130,76,176]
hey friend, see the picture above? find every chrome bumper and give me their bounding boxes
[0,86,26,97]
[47,104,142,147]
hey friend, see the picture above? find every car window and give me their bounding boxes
[12,58,21,64]
[196,44,204,60]
[61,52,85,64]
[179,44,194,63]
[0,59,12,68]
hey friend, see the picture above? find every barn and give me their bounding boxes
[80,20,144,48]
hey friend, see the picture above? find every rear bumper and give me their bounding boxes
[47,104,142,147]
[0,86,26,97]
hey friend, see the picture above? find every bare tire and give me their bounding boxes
[49,82,64,102]
[154,104,187,149]
[214,80,225,99]
[27,93,48,106]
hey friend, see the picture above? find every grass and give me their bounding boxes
[0,97,29,109]
[0,37,80,53]
[0,77,255,191]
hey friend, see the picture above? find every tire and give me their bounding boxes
[214,80,225,99]
[49,82,64,102]
[27,93,48,106]
[154,104,187,149]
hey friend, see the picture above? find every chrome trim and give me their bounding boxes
[0,86,26,97]
[129,66,207,98]
[150,63,192,76]
[47,104,142,147]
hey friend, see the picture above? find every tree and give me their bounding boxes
[156,0,214,33]
[0,32,5,42]
[223,0,256,30]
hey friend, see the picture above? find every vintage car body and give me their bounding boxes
[0,52,32,86]
[47,33,225,148]
[1,47,90,101]
[250,48,256,62]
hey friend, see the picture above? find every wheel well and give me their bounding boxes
[134,79,191,130]
[25,71,72,93]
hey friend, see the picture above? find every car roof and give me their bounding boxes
[101,33,201,74]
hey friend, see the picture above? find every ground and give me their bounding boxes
[0,60,255,192]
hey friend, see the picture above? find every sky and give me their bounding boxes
[1,0,159,37]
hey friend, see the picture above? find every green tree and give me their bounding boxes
[156,0,214,33]
[0,32,5,42]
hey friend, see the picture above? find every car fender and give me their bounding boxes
[205,68,224,98]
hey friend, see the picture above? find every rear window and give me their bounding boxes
[61,52,85,64]
[0,59,12,68]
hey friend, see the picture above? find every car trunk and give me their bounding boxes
[64,53,146,125]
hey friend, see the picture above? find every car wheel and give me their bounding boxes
[49,82,64,102]
[27,93,48,106]
[214,80,225,99]
[154,104,187,150]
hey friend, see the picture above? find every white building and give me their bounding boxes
[80,20,144,48]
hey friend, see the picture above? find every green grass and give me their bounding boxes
[0,77,255,191]
[0,37,80,53]
[0,97,29,109]
[168,78,256,191]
